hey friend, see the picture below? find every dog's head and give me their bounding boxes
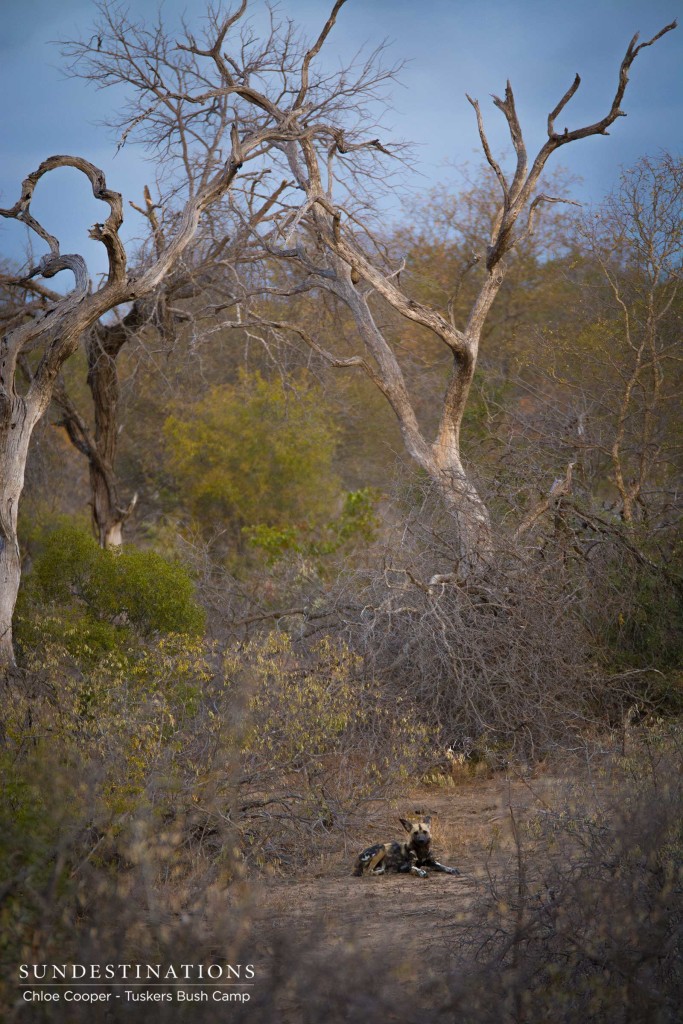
[399,816,432,852]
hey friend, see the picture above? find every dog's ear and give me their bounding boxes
[423,815,432,827]
[399,817,413,833]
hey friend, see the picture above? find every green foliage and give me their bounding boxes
[163,371,340,544]
[16,605,124,661]
[326,487,380,547]
[113,547,205,634]
[243,487,380,562]
[242,523,302,561]
[20,522,205,645]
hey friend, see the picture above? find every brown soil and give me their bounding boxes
[249,771,580,975]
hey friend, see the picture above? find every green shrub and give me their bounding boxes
[243,487,381,563]
[19,522,205,650]
[163,371,340,546]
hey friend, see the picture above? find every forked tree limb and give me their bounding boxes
[294,0,348,110]
[546,21,678,145]
[469,20,677,272]
[465,94,509,202]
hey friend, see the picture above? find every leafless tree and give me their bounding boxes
[580,153,682,524]
[508,152,682,543]
[238,20,676,576]
[0,0,379,669]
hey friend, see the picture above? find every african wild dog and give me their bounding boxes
[352,816,460,878]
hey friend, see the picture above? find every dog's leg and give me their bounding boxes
[367,848,387,874]
[427,859,460,875]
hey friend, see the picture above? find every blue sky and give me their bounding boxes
[1,0,680,282]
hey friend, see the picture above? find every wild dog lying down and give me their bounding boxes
[353,816,460,878]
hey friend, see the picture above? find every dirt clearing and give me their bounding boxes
[248,771,582,977]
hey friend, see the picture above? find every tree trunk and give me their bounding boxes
[325,267,496,575]
[86,326,129,548]
[0,529,21,670]
[435,463,493,574]
[0,402,34,671]
[55,317,140,550]
[90,462,130,549]
[431,338,494,572]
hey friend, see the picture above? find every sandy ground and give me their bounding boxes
[247,770,583,980]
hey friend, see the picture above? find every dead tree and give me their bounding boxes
[254,21,676,576]
[0,0,356,669]
[53,304,146,549]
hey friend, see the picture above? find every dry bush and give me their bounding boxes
[442,723,683,1023]
[335,487,602,763]
[210,632,432,869]
[0,626,430,892]
[0,649,430,1023]
[0,631,432,1018]
[315,464,681,768]
[4,731,681,1024]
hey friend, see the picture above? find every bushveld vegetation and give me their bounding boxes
[0,2,681,1020]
